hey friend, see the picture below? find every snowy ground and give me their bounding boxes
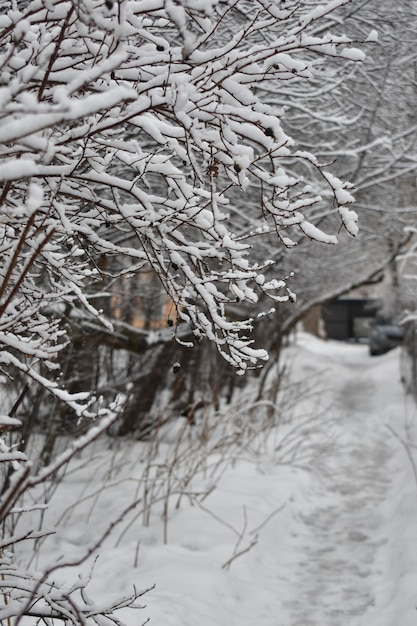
[18,334,417,625]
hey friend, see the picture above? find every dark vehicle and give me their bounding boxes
[369,322,405,356]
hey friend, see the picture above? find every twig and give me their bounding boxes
[249,503,286,535]
[222,535,258,570]
[192,498,241,537]
[222,505,251,571]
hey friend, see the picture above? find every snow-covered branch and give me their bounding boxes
[0,0,364,375]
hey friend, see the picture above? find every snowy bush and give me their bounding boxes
[0,405,154,626]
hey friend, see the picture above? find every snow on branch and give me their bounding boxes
[0,396,152,626]
[0,0,364,376]
[0,550,153,626]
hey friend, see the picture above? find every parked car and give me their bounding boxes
[369,322,405,356]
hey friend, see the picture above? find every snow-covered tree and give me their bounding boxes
[0,0,364,391]
[265,0,417,337]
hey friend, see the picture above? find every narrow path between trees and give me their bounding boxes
[283,338,417,625]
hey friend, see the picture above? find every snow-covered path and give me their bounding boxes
[31,335,417,626]
[282,337,417,625]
